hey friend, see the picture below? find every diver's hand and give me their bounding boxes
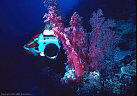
[28,48,39,56]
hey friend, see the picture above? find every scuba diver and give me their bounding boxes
[23,23,77,96]
[23,23,77,81]
[23,23,67,74]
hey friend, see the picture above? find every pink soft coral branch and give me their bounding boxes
[44,4,84,77]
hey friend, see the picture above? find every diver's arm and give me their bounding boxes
[23,45,40,56]
[23,35,40,56]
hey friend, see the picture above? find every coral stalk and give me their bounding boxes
[43,3,84,77]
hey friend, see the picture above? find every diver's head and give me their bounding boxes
[44,22,52,30]
[43,23,54,35]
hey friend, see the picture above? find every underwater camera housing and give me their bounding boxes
[39,29,60,59]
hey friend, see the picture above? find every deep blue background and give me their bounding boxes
[0,0,136,95]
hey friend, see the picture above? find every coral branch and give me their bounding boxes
[43,3,84,77]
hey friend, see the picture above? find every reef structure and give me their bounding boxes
[42,0,120,81]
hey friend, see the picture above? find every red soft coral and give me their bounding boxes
[43,3,84,77]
